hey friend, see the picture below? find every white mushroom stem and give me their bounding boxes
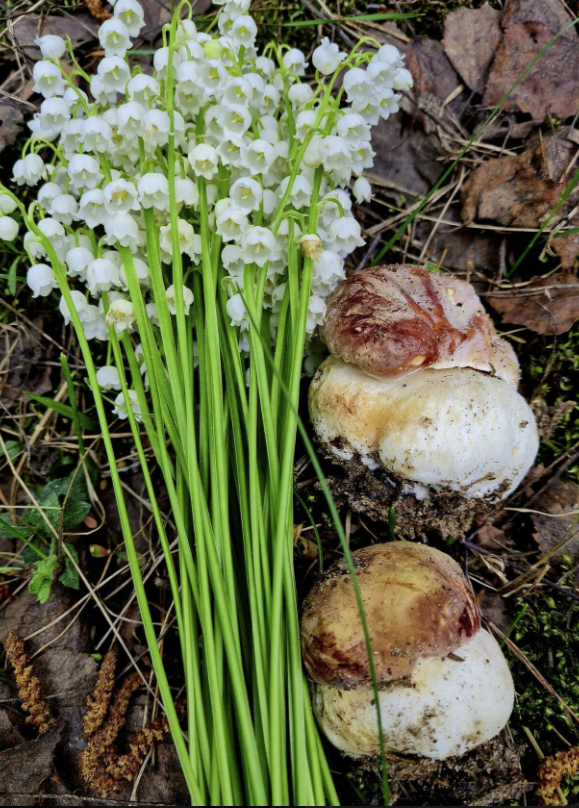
[312,629,514,760]
[309,357,539,500]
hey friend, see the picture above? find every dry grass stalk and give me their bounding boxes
[4,631,54,734]
[537,747,579,805]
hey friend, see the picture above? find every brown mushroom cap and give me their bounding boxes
[301,543,480,689]
[322,264,519,384]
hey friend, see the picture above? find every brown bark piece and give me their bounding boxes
[489,273,579,335]
[442,3,503,93]
[484,0,579,120]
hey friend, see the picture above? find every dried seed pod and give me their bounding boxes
[301,544,514,761]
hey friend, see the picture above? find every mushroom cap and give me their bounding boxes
[322,265,520,385]
[301,543,480,689]
[312,628,514,760]
[309,357,539,500]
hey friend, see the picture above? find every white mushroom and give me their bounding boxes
[309,265,539,525]
[301,543,514,761]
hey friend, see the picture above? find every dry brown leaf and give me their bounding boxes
[484,0,579,120]
[489,273,579,335]
[531,479,579,563]
[442,2,502,93]
[0,721,61,799]
[7,14,99,60]
[406,37,465,134]
[461,136,579,228]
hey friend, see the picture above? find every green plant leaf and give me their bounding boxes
[59,543,79,590]
[0,514,29,541]
[281,12,416,26]
[0,439,21,461]
[29,554,59,604]
[26,393,98,431]
[22,536,49,565]
[62,499,91,531]
[7,257,20,296]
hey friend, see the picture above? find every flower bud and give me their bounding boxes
[298,233,323,262]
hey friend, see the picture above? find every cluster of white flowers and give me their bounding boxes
[1,0,411,405]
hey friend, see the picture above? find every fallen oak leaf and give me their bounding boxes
[488,273,579,335]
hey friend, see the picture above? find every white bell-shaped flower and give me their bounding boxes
[80,116,113,152]
[226,293,247,329]
[79,189,108,228]
[126,73,160,105]
[105,298,136,332]
[0,216,19,241]
[27,263,58,297]
[32,60,65,98]
[66,245,94,279]
[231,15,257,47]
[283,48,307,76]
[319,136,351,172]
[312,37,346,75]
[0,195,17,214]
[68,154,102,190]
[138,173,170,210]
[50,194,78,225]
[175,177,199,207]
[279,174,312,209]
[113,0,145,36]
[96,365,122,391]
[165,284,194,315]
[98,56,131,93]
[103,214,141,251]
[141,109,171,148]
[39,97,70,132]
[306,294,326,333]
[13,154,45,186]
[230,177,262,211]
[327,216,365,254]
[103,179,139,215]
[288,83,314,108]
[87,258,122,295]
[352,177,373,204]
[99,18,131,57]
[112,389,141,420]
[188,143,219,180]
[240,226,276,267]
[216,206,248,242]
[35,35,66,60]
[159,219,197,261]
[393,67,413,92]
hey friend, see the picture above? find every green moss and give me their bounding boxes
[524,325,579,483]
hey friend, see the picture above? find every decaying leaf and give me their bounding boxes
[406,37,465,134]
[484,0,579,121]
[0,721,61,800]
[531,479,579,564]
[7,14,99,60]
[489,274,579,335]
[442,2,502,93]
[462,136,579,228]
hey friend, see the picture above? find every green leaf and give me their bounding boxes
[62,499,91,531]
[7,257,20,296]
[59,543,79,590]
[22,536,50,565]
[26,393,98,431]
[0,439,21,461]
[23,490,61,535]
[281,12,416,26]
[0,514,29,541]
[29,555,59,604]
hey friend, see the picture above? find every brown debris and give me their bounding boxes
[80,670,141,797]
[82,649,117,739]
[488,274,579,336]
[442,3,502,93]
[406,37,465,134]
[4,631,54,734]
[537,746,579,805]
[531,479,579,564]
[107,714,170,782]
[462,136,579,229]
[84,0,112,21]
[484,0,579,121]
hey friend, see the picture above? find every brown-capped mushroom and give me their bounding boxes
[301,543,514,760]
[309,265,539,535]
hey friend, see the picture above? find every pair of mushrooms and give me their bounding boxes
[301,266,538,762]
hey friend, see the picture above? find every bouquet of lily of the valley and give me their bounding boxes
[0,2,411,803]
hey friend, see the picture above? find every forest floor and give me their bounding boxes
[2,0,579,805]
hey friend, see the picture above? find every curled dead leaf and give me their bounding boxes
[489,273,579,335]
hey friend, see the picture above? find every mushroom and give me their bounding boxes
[309,265,539,536]
[301,542,514,760]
